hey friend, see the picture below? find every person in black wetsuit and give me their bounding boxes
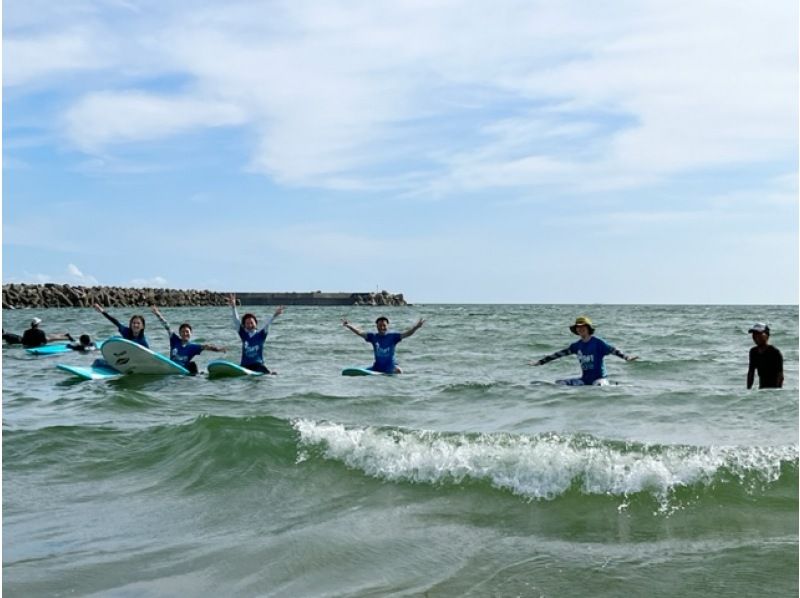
[746,323,783,389]
[67,334,97,353]
[7,318,73,348]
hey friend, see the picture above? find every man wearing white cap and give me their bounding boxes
[20,317,72,348]
[746,323,783,389]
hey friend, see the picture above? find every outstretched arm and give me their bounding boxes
[151,306,172,335]
[342,319,368,339]
[47,333,73,342]
[611,348,638,361]
[401,318,425,339]
[228,293,241,329]
[261,305,284,332]
[94,303,122,328]
[202,344,226,353]
[529,348,571,366]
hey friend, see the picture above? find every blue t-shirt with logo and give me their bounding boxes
[238,327,268,367]
[169,333,204,367]
[365,332,403,373]
[569,336,616,384]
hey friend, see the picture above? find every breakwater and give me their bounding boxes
[1,284,407,309]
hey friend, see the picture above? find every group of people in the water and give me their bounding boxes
[3,301,786,389]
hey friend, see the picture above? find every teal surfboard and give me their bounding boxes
[100,337,190,376]
[341,367,388,376]
[26,342,98,356]
[56,363,122,381]
[207,360,265,379]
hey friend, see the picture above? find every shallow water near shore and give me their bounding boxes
[3,304,798,597]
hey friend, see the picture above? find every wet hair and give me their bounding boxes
[79,334,92,345]
[129,315,146,332]
[375,317,389,325]
[241,313,258,326]
[179,323,192,333]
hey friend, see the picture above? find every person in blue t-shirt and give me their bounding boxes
[93,303,149,347]
[342,315,425,373]
[529,316,637,386]
[228,293,284,374]
[151,306,226,375]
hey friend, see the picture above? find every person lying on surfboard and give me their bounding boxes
[4,318,73,348]
[529,316,637,386]
[342,316,425,374]
[67,334,97,353]
[93,304,149,348]
[151,306,226,375]
[228,293,284,374]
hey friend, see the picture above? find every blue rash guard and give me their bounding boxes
[568,336,617,384]
[365,332,403,373]
[118,325,149,348]
[238,326,269,368]
[169,333,204,368]
[100,311,149,348]
[538,335,630,385]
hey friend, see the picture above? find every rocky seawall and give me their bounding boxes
[2,284,407,309]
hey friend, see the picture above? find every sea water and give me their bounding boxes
[2,304,797,597]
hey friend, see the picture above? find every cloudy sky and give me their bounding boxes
[3,0,797,303]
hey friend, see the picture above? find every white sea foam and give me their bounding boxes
[293,419,798,501]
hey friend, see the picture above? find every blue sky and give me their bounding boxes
[3,0,798,304]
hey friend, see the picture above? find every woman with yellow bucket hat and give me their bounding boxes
[529,316,637,386]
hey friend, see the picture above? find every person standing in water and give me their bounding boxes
[151,306,226,375]
[342,316,425,374]
[746,323,783,389]
[529,316,637,386]
[93,304,149,347]
[228,293,284,374]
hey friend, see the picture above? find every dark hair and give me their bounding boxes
[375,316,389,325]
[179,323,193,333]
[79,334,92,345]
[129,315,146,331]
[242,313,258,326]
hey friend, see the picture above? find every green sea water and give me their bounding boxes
[2,304,798,597]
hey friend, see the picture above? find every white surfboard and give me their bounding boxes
[207,359,265,379]
[101,337,190,376]
[56,363,122,381]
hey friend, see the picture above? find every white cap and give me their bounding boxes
[31,317,42,326]
[748,322,769,334]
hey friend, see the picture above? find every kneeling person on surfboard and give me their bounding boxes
[529,316,637,386]
[342,316,425,374]
[228,293,283,374]
[94,304,149,348]
[152,306,226,375]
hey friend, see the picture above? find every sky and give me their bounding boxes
[2,0,798,304]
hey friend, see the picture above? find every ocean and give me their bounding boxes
[2,304,797,597]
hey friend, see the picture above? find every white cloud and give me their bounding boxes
[7,0,798,195]
[66,263,99,285]
[64,92,246,151]
[3,29,110,87]
[128,276,169,288]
